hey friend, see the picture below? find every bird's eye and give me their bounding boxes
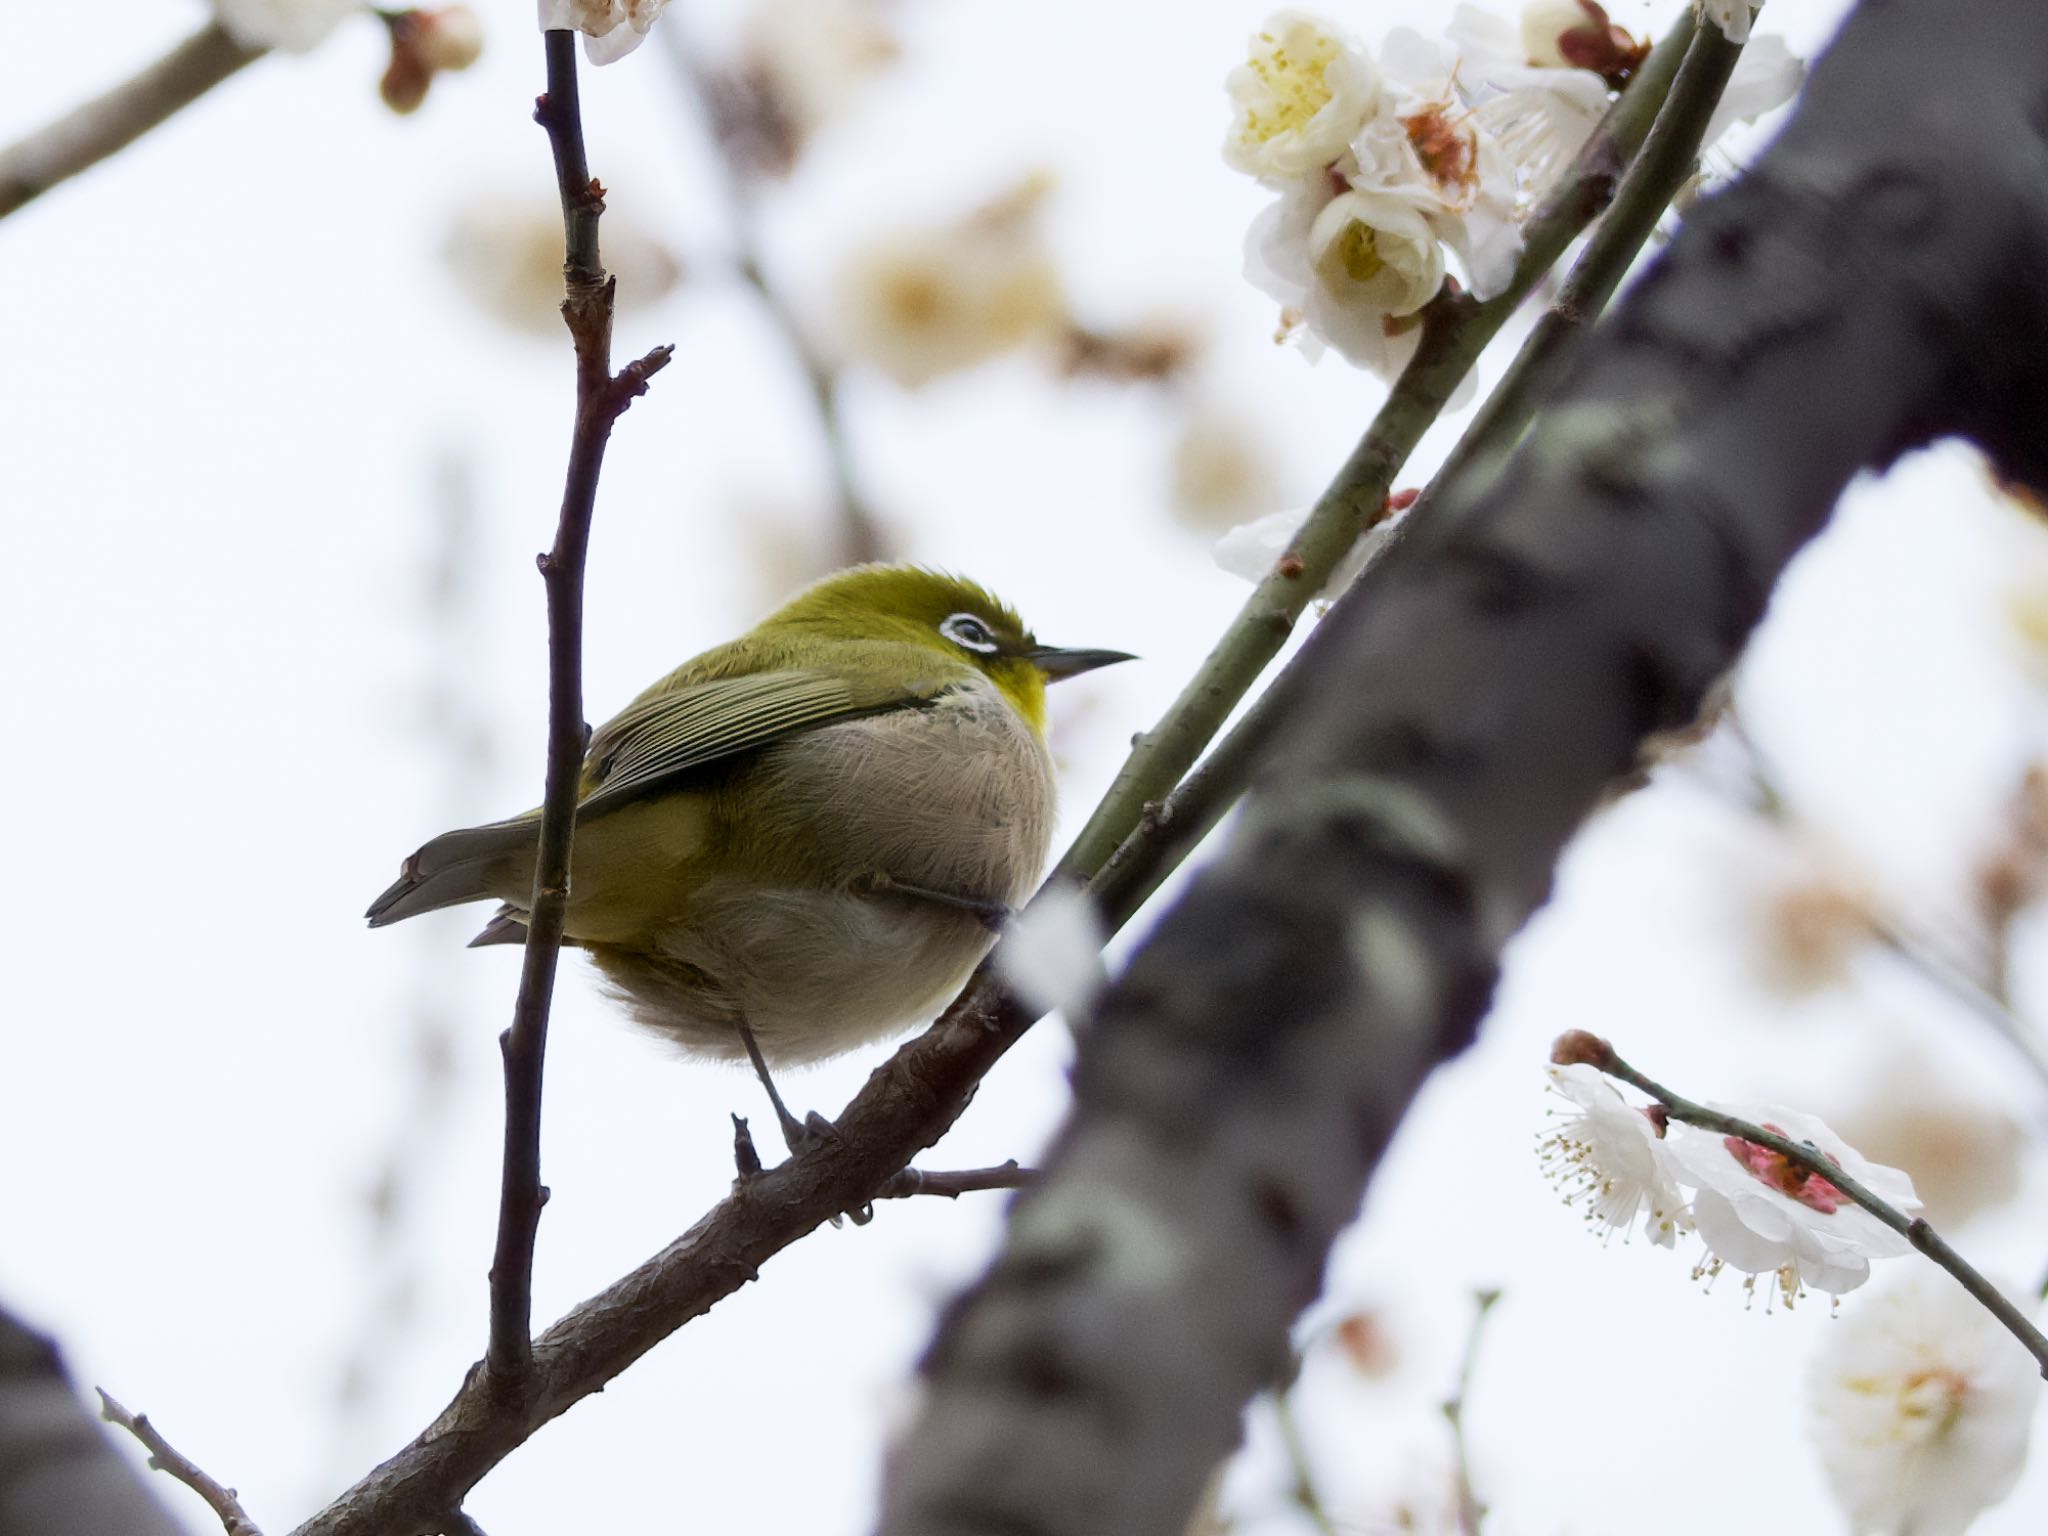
[940,612,1000,654]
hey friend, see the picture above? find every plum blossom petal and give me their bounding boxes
[1809,1269,2038,1536]
[1664,1104,1920,1297]
[1223,11,1382,184]
[1540,1063,1692,1247]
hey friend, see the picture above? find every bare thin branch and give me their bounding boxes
[1595,1047,2048,1377]
[96,1389,264,1536]
[487,28,675,1391]
[0,23,262,220]
[872,1161,1036,1201]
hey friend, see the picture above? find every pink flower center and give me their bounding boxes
[1722,1125,1846,1213]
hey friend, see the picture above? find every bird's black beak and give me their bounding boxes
[1027,645,1136,681]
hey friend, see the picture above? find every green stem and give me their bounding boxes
[1087,18,1730,922]
[1269,1382,1341,1536]
[1419,20,1745,518]
[1056,14,1698,889]
[1443,1289,1501,1536]
[1599,1048,2048,1378]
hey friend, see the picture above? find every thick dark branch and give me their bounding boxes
[874,3,2048,1534]
[0,1309,189,1536]
[487,31,674,1391]
[0,23,262,221]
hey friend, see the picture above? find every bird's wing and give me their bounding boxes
[577,667,949,815]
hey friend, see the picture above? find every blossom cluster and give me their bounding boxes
[1221,4,1801,381]
[1541,1061,1922,1302]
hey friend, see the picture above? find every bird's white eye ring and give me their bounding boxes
[940,612,1000,654]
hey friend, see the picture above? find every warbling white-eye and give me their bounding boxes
[366,564,1131,1146]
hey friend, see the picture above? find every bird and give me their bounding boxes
[365,564,1130,1148]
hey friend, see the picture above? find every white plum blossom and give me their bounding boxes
[537,0,667,63]
[1244,176,1443,376]
[1664,1104,1921,1300]
[1698,0,1754,45]
[212,0,358,52]
[1223,12,1382,184]
[1701,33,1804,147]
[1212,497,1413,598]
[1540,1064,1692,1247]
[1809,1269,2039,1536]
[1361,27,1526,297]
[1446,4,1615,200]
[998,886,1108,1024]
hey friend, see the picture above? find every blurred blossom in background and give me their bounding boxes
[2,2,2045,1534]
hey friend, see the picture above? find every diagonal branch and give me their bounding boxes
[874,4,2048,1534]
[0,1307,190,1536]
[96,1390,263,1536]
[0,23,263,221]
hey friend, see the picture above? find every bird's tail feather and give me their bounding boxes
[364,818,536,927]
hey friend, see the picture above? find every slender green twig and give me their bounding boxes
[1058,13,1699,889]
[1442,1290,1500,1536]
[0,22,263,220]
[1585,1040,2048,1377]
[1089,17,1731,923]
[1415,20,1746,519]
[1270,1377,1342,1536]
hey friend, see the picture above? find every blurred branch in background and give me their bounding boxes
[1442,1290,1500,1536]
[0,8,482,221]
[324,451,495,1474]
[660,14,889,566]
[1703,705,2048,1097]
[0,23,262,220]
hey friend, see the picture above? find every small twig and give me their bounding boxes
[1591,1044,2048,1377]
[659,25,886,565]
[1441,1289,1500,1536]
[97,1389,264,1536]
[1268,1372,1340,1536]
[731,1113,764,1179]
[871,1161,1037,1201]
[488,28,676,1393]
[0,22,263,220]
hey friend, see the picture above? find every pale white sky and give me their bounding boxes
[5,3,2045,1534]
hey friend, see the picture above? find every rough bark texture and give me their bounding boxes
[875,3,2048,1534]
[0,1308,187,1536]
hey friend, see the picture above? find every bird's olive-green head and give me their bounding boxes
[762,565,1132,733]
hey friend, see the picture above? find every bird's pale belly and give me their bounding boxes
[587,684,1055,1064]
